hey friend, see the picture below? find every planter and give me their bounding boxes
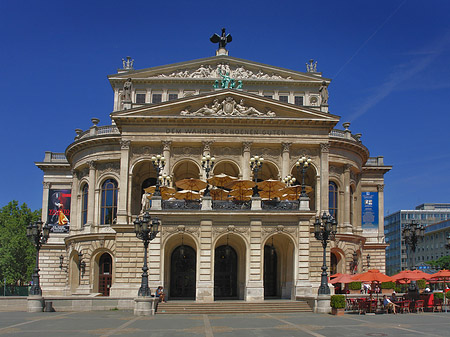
[331,307,345,316]
[381,288,393,295]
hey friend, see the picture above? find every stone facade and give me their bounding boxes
[36,50,391,301]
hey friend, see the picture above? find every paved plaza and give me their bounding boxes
[0,310,449,337]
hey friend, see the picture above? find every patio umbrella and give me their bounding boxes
[224,179,256,190]
[281,185,313,198]
[259,189,284,200]
[229,187,253,201]
[352,269,393,283]
[429,270,450,313]
[175,178,207,191]
[257,179,286,192]
[330,273,344,279]
[330,273,356,284]
[207,173,238,187]
[144,185,156,194]
[391,269,431,282]
[174,190,201,200]
[209,188,229,200]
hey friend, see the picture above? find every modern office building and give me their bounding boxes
[385,204,450,275]
[36,35,391,301]
[416,219,450,265]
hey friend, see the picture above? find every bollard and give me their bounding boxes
[44,301,55,312]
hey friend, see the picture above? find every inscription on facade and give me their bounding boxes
[165,128,286,136]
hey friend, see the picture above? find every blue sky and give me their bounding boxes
[0,0,449,215]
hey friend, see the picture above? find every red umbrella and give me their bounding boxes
[352,269,393,283]
[330,274,355,284]
[391,270,431,282]
[429,269,450,280]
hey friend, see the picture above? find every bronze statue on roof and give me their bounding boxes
[210,28,232,49]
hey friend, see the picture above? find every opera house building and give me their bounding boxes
[35,40,391,304]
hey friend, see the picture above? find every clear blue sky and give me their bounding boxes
[1,0,449,215]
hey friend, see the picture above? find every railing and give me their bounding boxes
[212,200,251,210]
[77,125,120,140]
[330,129,360,142]
[262,200,299,210]
[51,153,66,161]
[366,156,385,166]
[162,200,201,210]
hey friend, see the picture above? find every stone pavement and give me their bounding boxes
[0,311,449,337]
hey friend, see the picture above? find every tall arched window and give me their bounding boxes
[329,181,338,219]
[81,183,88,226]
[350,186,354,225]
[101,179,118,225]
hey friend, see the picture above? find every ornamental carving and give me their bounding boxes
[260,147,280,160]
[202,141,214,152]
[131,146,161,158]
[97,162,120,175]
[320,143,330,153]
[172,146,202,157]
[161,224,200,239]
[212,224,250,237]
[329,165,343,176]
[291,148,317,158]
[156,63,293,81]
[162,141,172,151]
[180,97,276,118]
[281,142,292,153]
[377,184,385,192]
[242,142,252,152]
[120,140,131,149]
[261,224,297,241]
[76,168,89,180]
[43,182,51,189]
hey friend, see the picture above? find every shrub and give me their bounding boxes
[447,292,450,300]
[434,293,444,300]
[417,279,426,289]
[349,282,361,290]
[330,295,346,309]
[381,282,395,289]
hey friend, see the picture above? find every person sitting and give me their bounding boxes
[390,292,398,302]
[383,295,398,314]
[156,286,166,303]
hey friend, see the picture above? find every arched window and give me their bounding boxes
[329,181,338,219]
[101,179,118,225]
[81,183,88,226]
[350,186,354,225]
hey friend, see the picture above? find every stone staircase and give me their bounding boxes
[156,300,313,314]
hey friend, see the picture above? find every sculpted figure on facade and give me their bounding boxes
[319,81,329,105]
[179,97,276,117]
[122,78,132,102]
[141,192,150,213]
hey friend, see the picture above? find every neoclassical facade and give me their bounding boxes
[36,46,391,301]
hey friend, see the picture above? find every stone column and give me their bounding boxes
[343,165,352,233]
[162,141,172,180]
[320,143,329,213]
[242,142,252,180]
[70,170,79,230]
[197,219,214,302]
[41,182,51,222]
[117,140,131,224]
[245,219,264,301]
[377,184,385,243]
[281,142,292,179]
[354,173,363,235]
[295,219,313,297]
[87,161,96,231]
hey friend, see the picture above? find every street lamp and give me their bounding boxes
[295,155,312,198]
[403,221,425,270]
[283,175,296,187]
[250,155,264,197]
[134,212,160,297]
[314,212,337,295]
[201,154,215,196]
[151,155,166,197]
[350,251,358,274]
[366,254,371,269]
[78,251,86,278]
[26,220,50,296]
[159,174,172,187]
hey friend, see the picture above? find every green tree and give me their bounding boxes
[428,256,450,270]
[0,201,41,285]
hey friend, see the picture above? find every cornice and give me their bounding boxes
[329,138,370,163]
[65,135,121,164]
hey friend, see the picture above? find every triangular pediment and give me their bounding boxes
[108,55,328,83]
[111,90,339,129]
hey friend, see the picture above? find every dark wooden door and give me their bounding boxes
[264,245,278,297]
[214,245,237,299]
[170,245,196,299]
[99,253,112,296]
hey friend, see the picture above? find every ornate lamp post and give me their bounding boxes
[366,254,371,270]
[283,175,296,187]
[134,212,160,297]
[350,251,358,274]
[295,155,312,198]
[26,220,50,296]
[403,221,425,270]
[250,155,264,197]
[159,174,172,187]
[151,155,166,197]
[201,154,215,196]
[78,251,86,278]
[314,212,337,295]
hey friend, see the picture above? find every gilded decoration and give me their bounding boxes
[180,97,276,117]
[156,63,293,81]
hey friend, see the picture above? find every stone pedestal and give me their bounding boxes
[134,297,157,316]
[299,196,310,211]
[245,281,264,301]
[251,197,262,210]
[151,196,162,210]
[201,196,212,211]
[27,295,44,312]
[216,48,229,56]
[316,294,331,314]
[196,281,214,302]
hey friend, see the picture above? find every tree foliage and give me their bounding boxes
[428,256,450,270]
[0,201,40,285]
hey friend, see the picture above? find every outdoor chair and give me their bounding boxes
[357,299,367,315]
[400,300,410,314]
[433,299,443,312]
[413,300,424,313]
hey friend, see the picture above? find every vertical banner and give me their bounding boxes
[361,192,378,229]
[47,189,71,233]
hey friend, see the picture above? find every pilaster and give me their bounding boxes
[281,142,292,179]
[162,141,172,180]
[343,165,352,233]
[197,219,214,302]
[320,143,329,213]
[87,161,96,231]
[245,219,264,301]
[377,184,385,243]
[242,142,252,180]
[117,140,131,224]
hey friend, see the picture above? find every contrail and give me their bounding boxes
[333,0,407,79]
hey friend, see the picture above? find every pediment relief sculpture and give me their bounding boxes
[180,97,276,118]
[157,63,293,80]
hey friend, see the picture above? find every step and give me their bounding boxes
[156,300,313,314]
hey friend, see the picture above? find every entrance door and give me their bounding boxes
[214,245,237,299]
[170,245,196,299]
[98,253,112,296]
[264,245,278,297]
